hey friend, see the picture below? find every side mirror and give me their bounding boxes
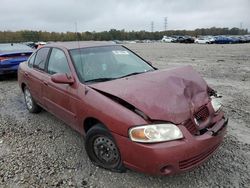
[51,73,74,85]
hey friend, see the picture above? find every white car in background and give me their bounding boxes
[162,36,175,43]
[195,36,215,44]
[195,37,211,44]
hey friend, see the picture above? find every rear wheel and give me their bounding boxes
[24,87,41,113]
[85,124,125,172]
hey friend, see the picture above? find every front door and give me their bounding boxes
[42,48,77,127]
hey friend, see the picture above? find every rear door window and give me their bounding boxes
[33,48,50,71]
[47,48,71,75]
[28,53,36,67]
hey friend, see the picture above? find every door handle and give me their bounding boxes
[24,72,29,77]
[43,81,48,86]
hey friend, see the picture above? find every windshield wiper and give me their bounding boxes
[118,71,145,79]
[85,70,154,83]
[118,70,154,79]
[85,77,116,83]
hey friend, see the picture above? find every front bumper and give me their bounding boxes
[113,117,228,175]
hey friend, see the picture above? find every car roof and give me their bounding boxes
[45,41,117,50]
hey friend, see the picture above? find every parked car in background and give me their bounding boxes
[195,36,215,44]
[0,43,33,78]
[237,36,247,43]
[244,35,250,43]
[35,41,47,49]
[214,36,234,44]
[162,36,176,43]
[208,36,215,43]
[237,35,250,43]
[195,37,211,44]
[23,42,36,49]
[228,36,240,43]
[173,36,194,43]
[18,41,228,175]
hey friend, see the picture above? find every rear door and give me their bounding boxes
[42,48,78,127]
[25,47,50,107]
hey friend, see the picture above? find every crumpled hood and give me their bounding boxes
[90,66,209,124]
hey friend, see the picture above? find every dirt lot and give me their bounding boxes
[0,43,250,187]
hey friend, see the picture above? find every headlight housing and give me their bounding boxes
[211,96,222,112]
[129,124,183,143]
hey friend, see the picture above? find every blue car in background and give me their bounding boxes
[214,36,235,44]
[0,43,33,77]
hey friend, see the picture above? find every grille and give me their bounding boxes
[183,105,210,135]
[179,144,220,170]
[194,106,209,122]
[183,120,197,135]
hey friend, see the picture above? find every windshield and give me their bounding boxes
[69,45,154,83]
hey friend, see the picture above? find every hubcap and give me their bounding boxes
[24,89,33,110]
[93,136,120,165]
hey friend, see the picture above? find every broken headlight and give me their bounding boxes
[211,96,222,112]
[129,124,183,143]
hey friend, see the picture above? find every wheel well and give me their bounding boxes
[21,83,26,92]
[84,117,103,133]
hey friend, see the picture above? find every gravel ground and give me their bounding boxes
[0,43,250,188]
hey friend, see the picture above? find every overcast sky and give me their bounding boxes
[0,0,249,32]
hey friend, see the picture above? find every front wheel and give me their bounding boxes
[85,124,125,172]
[24,87,41,113]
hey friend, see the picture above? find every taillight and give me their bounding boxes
[0,57,9,62]
[0,53,31,62]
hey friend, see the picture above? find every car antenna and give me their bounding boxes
[75,21,80,47]
[75,21,84,67]
[75,21,87,89]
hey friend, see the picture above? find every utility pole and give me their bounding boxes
[75,22,78,33]
[164,17,168,31]
[240,22,243,29]
[151,21,154,32]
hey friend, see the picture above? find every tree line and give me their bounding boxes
[0,27,248,43]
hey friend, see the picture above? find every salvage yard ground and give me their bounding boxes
[0,43,250,187]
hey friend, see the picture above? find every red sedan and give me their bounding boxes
[18,42,228,175]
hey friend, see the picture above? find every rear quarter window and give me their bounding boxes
[28,53,36,68]
[33,48,50,71]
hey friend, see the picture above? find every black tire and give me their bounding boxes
[23,87,41,113]
[85,124,126,172]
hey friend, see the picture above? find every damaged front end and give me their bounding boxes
[93,85,227,139]
[89,66,227,139]
[86,66,228,174]
[182,86,227,137]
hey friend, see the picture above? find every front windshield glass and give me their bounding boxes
[69,45,154,83]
